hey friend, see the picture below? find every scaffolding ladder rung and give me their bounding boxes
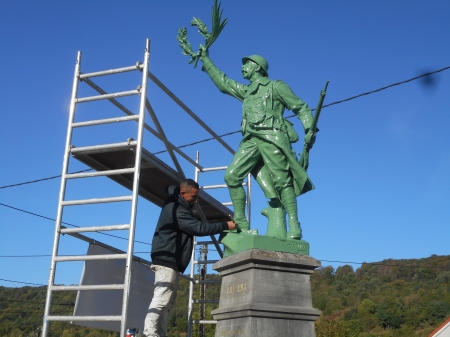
[61,196,132,206]
[45,315,122,322]
[196,280,221,284]
[76,89,140,103]
[200,166,228,172]
[54,254,128,262]
[192,320,217,324]
[194,260,219,265]
[79,63,143,79]
[201,184,227,189]
[222,201,247,206]
[201,182,247,190]
[72,115,139,128]
[194,241,215,245]
[50,284,124,291]
[65,168,135,180]
[192,299,219,304]
[70,141,137,155]
[60,224,130,234]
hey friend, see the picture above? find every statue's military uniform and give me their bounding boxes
[202,58,314,199]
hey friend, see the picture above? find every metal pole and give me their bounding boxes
[187,246,196,337]
[199,244,207,337]
[194,151,200,183]
[145,99,186,180]
[188,152,201,337]
[148,71,235,155]
[42,51,82,337]
[119,38,150,337]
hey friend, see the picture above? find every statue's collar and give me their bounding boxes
[248,77,270,93]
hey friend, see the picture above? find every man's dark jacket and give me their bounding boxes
[151,185,228,273]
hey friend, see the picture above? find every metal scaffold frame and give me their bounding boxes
[42,39,244,337]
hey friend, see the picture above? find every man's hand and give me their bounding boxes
[226,220,237,230]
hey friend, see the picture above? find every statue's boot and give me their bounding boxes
[262,198,286,239]
[228,186,250,231]
[281,186,302,240]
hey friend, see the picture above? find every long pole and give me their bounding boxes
[119,38,150,337]
[42,51,81,337]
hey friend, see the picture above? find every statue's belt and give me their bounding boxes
[246,118,286,131]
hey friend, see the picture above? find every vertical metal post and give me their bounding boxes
[187,247,196,337]
[199,244,207,337]
[187,152,201,337]
[42,51,82,337]
[119,39,150,337]
[194,151,200,183]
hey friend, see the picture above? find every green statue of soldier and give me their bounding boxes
[198,48,315,240]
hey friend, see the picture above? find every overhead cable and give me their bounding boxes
[0,278,44,286]
[1,65,448,190]
[0,252,151,258]
[0,297,73,306]
[0,168,93,190]
[0,202,151,246]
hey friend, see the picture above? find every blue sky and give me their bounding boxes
[1,1,449,288]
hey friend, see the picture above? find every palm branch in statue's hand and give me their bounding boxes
[177,0,227,68]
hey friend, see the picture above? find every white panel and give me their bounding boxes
[72,244,154,332]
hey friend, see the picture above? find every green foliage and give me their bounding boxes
[312,255,450,336]
[0,286,119,337]
[177,0,227,67]
[1,255,449,337]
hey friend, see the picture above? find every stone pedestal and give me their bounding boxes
[211,249,321,337]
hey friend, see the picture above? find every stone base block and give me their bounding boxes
[212,249,321,337]
[214,316,316,337]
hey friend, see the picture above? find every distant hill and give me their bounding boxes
[1,254,449,337]
[312,254,450,337]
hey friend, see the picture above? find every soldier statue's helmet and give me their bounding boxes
[242,55,269,76]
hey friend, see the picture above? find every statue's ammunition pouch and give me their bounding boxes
[284,119,299,143]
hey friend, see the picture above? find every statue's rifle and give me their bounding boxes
[299,80,329,171]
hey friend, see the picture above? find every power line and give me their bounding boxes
[0,168,93,190]
[0,202,152,246]
[319,259,449,270]
[0,311,45,314]
[0,253,447,271]
[0,278,44,286]
[0,252,151,258]
[2,255,449,289]
[0,298,73,306]
[0,255,51,258]
[1,65,448,190]
[317,65,450,109]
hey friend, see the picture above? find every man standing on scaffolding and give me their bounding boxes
[199,49,315,240]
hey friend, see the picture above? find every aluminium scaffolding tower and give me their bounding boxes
[42,38,241,337]
[42,39,151,337]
